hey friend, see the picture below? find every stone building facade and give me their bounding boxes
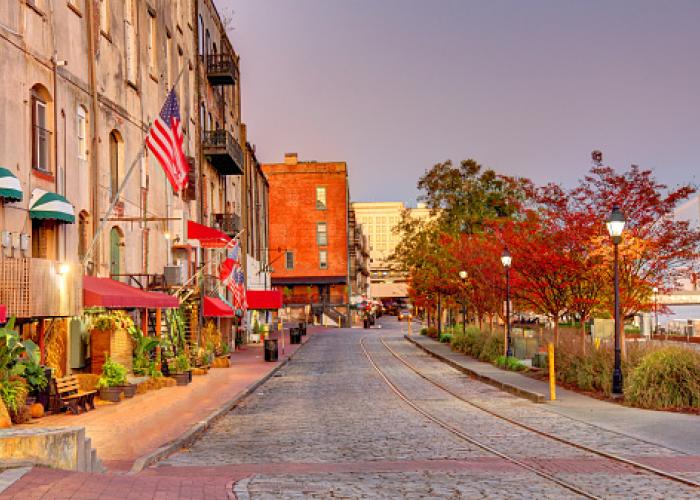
[0,0,268,375]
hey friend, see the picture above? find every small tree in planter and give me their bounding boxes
[96,356,128,402]
[172,353,191,386]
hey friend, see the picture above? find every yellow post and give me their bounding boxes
[408,316,412,336]
[548,342,556,401]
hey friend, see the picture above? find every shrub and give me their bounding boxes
[625,347,700,409]
[479,335,504,362]
[97,357,128,389]
[426,327,438,339]
[420,327,428,336]
[439,333,452,343]
[495,355,526,371]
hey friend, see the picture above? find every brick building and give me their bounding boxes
[262,153,350,324]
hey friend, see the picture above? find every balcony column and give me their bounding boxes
[141,309,149,336]
[155,308,162,338]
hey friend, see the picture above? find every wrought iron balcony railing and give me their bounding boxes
[202,129,244,175]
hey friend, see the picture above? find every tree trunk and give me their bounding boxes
[580,316,587,354]
[553,317,560,346]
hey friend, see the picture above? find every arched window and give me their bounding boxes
[78,211,90,261]
[109,226,124,278]
[109,130,123,202]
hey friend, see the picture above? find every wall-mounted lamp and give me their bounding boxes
[58,263,70,275]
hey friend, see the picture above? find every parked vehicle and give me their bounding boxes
[398,309,413,321]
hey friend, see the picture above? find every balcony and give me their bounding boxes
[206,53,239,86]
[213,213,242,236]
[0,258,80,317]
[202,130,244,175]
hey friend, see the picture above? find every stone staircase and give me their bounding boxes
[0,427,104,473]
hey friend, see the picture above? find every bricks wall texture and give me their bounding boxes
[262,161,349,295]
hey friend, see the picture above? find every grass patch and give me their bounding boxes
[495,355,526,371]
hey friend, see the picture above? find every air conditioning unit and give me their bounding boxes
[164,265,183,286]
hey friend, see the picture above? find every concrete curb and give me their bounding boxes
[128,335,316,474]
[404,335,546,403]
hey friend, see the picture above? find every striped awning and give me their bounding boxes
[0,168,22,202]
[29,189,75,223]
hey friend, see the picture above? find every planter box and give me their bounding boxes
[172,373,189,386]
[119,384,137,398]
[98,387,122,403]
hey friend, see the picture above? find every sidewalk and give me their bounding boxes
[15,328,317,473]
[406,334,700,455]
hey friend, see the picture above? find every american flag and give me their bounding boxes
[146,89,189,192]
[219,241,247,313]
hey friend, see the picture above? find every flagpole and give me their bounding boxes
[82,67,188,272]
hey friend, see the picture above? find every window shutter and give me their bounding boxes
[31,96,37,169]
[183,156,196,201]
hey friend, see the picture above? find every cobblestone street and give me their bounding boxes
[6,319,700,499]
[155,319,700,498]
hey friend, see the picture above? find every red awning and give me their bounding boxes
[0,305,6,323]
[83,276,179,309]
[246,289,283,310]
[203,296,234,317]
[187,220,231,248]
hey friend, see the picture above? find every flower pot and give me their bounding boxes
[119,384,137,398]
[172,373,189,386]
[99,386,122,403]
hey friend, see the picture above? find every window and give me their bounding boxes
[198,16,204,56]
[32,97,50,172]
[316,186,326,210]
[32,220,57,260]
[77,106,87,159]
[316,222,328,246]
[166,32,172,89]
[285,251,294,270]
[148,12,156,75]
[99,0,109,36]
[78,211,90,260]
[319,250,328,269]
[124,0,137,85]
[109,130,122,201]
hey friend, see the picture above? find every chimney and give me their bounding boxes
[284,153,298,165]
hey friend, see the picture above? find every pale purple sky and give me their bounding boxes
[220,0,700,205]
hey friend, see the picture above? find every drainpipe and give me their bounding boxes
[86,0,100,275]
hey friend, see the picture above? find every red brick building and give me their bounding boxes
[262,154,350,321]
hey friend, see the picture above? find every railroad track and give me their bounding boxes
[359,335,700,499]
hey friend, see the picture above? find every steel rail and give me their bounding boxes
[380,336,700,490]
[359,337,601,499]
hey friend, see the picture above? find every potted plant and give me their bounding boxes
[171,353,190,386]
[96,356,128,402]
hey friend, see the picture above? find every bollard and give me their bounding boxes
[408,317,412,336]
[548,342,556,401]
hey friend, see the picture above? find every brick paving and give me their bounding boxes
[14,328,311,473]
[4,320,700,498]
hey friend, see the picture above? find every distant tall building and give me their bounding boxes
[351,201,432,298]
[262,153,350,323]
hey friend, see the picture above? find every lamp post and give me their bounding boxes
[437,291,442,337]
[652,286,659,335]
[606,205,626,396]
[501,247,513,357]
[459,270,468,333]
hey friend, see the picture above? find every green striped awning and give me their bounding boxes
[29,188,75,223]
[0,167,22,202]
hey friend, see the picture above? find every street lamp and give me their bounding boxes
[459,270,468,333]
[501,247,513,357]
[652,286,659,335]
[606,205,626,396]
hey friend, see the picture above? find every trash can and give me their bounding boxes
[290,327,302,344]
[264,338,278,362]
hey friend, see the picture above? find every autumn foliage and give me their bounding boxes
[393,159,700,345]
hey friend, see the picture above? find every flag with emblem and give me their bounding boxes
[145,88,189,192]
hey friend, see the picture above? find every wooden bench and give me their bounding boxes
[54,376,97,415]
